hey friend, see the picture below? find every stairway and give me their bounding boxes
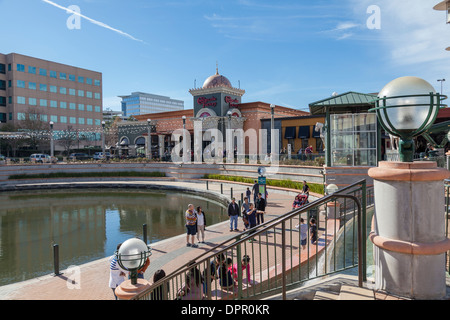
[264,274,409,301]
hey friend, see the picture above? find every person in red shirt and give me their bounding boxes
[229,255,252,285]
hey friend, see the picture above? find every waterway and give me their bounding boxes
[0,188,227,286]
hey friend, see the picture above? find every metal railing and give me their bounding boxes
[133,179,369,300]
[445,179,450,275]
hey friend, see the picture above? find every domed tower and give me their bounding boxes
[189,66,245,119]
[189,66,246,143]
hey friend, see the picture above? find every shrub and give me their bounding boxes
[203,174,324,194]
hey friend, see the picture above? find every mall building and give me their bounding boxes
[118,68,308,157]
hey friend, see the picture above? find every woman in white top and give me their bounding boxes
[196,206,206,243]
[109,243,128,300]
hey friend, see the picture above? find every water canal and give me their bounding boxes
[0,188,227,286]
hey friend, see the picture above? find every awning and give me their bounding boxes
[298,126,310,139]
[284,127,296,139]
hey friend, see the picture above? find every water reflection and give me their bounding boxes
[0,189,226,286]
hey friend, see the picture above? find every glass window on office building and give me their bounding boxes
[39,68,47,76]
[28,66,36,74]
[59,72,66,80]
[330,113,377,167]
[17,64,25,72]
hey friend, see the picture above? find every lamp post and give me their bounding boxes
[147,119,152,160]
[101,121,106,158]
[227,111,232,161]
[114,238,152,300]
[371,76,444,162]
[270,104,275,155]
[182,116,187,162]
[438,78,446,95]
[49,121,54,159]
[368,76,450,299]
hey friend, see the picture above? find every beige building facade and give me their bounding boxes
[0,53,103,150]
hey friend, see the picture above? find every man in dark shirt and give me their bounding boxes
[255,193,266,225]
[252,180,258,203]
[228,197,240,231]
[302,180,310,196]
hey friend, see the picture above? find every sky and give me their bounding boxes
[1,0,449,113]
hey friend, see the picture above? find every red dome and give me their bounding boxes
[202,71,232,89]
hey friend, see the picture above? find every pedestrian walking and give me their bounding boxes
[252,180,259,203]
[185,204,198,248]
[310,218,317,245]
[228,197,240,231]
[246,203,259,242]
[295,218,308,250]
[255,193,266,225]
[196,206,207,243]
[241,197,250,230]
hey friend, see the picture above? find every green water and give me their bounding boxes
[0,188,227,286]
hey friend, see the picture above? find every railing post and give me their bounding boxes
[53,244,61,276]
[143,224,148,244]
[361,180,367,283]
[236,236,243,299]
[206,180,209,190]
[206,258,212,300]
[281,221,286,300]
[221,184,223,194]
[231,187,233,199]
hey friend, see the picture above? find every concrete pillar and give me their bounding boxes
[368,161,450,299]
[326,201,340,219]
[115,278,151,300]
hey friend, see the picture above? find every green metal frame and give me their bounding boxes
[369,93,447,162]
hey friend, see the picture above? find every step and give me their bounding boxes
[313,290,340,300]
[338,285,375,300]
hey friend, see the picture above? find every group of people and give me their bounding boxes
[228,191,267,242]
[176,253,252,300]
[185,203,207,248]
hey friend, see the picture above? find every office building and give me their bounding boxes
[0,53,103,149]
[119,92,184,117]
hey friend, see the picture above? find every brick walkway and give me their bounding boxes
[0,180,311,300]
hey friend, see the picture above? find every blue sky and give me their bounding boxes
[1,0,449,112]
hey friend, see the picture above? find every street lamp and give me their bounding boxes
[116,238,152,285]
[101,121,106,158]
[114,238,152,299]
[370,76,446,162]
[326,184,338,195]
[438,78,446,95]
[270,104,275,158]
[182,116,187,162]
[147,119,152,160]
[227,111,232,160]
[368,76,450,299]
[49,121,54,158]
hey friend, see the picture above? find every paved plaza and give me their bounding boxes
[0,179,304,300]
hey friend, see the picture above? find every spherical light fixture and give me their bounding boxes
[326,184,339,195]
[371,76,447,162]
[115,238,152,285]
